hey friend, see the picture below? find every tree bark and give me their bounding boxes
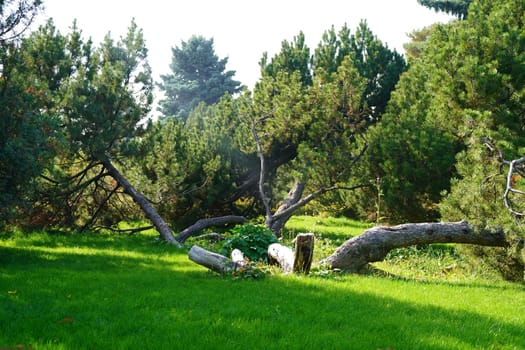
[188,246,247,274]
[321,221,508,272]
[293,233,315,274]
[176,215,248,243]
[102,160,182,247]
[266,181,306,236]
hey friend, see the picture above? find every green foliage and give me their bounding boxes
[17,19,155,229]
[437,0,525,280]
[418,0,472,19]
[158,35,242,121]
[132,94,255,227]
[132,22,405,230]
[360,0,525,224]
[313,21,407,118]
[60,19,152,161]
[260,31,312,86]
[0,19,64,225]
[221,224,278,262]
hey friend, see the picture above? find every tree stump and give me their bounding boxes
[293,233,314,274]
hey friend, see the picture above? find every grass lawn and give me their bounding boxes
[1,217,524,349]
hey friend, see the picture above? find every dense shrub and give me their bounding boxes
[221,224,278,262]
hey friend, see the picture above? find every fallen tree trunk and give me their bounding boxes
[268,233,315,274]
[188,246,247,274]
[176,215,248,243]
[321,221,508,272]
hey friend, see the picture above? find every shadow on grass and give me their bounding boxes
[1,236,524,350]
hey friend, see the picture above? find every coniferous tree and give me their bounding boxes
[158,36,242,122]
[313,21,406,120]
[367,0,524,229]
[0,0,51,225]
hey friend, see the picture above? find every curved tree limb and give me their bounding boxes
[503,156,525,217]
[321,221,507,272]
[176,215,248,243]
[102,160,182,247]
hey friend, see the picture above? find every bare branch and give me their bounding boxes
[272,183,371,222]
[176,215,248,243]
[251,116,272,219]
[503,157,525,217]
[94,225,154,235]
[80,183,121,232]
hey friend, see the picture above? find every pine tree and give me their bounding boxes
[158,36,242,122]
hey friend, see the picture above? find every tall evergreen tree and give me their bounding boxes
[158,36,242,121]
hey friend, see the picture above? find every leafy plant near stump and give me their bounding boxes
[221,224,278,262]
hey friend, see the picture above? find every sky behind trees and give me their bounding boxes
[39,0,453,90]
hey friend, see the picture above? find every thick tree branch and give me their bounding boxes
[272,183,371,222]
[176,215,248,243]
[321,221,507,272]
[102,160,182,247]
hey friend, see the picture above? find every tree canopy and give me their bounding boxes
[417,0,472,19]
[0,0,49,224]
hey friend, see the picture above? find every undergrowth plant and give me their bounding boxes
[220,224,278,262]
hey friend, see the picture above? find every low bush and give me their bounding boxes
[220,224,279,262]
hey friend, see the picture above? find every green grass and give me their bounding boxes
[1,221,524,350]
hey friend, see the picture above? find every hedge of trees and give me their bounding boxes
[1,0,524,273]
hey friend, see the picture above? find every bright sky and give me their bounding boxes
[39,0,453,90]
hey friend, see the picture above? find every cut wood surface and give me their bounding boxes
[268,243,294,274]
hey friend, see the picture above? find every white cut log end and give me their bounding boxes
[268,243,294,274]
